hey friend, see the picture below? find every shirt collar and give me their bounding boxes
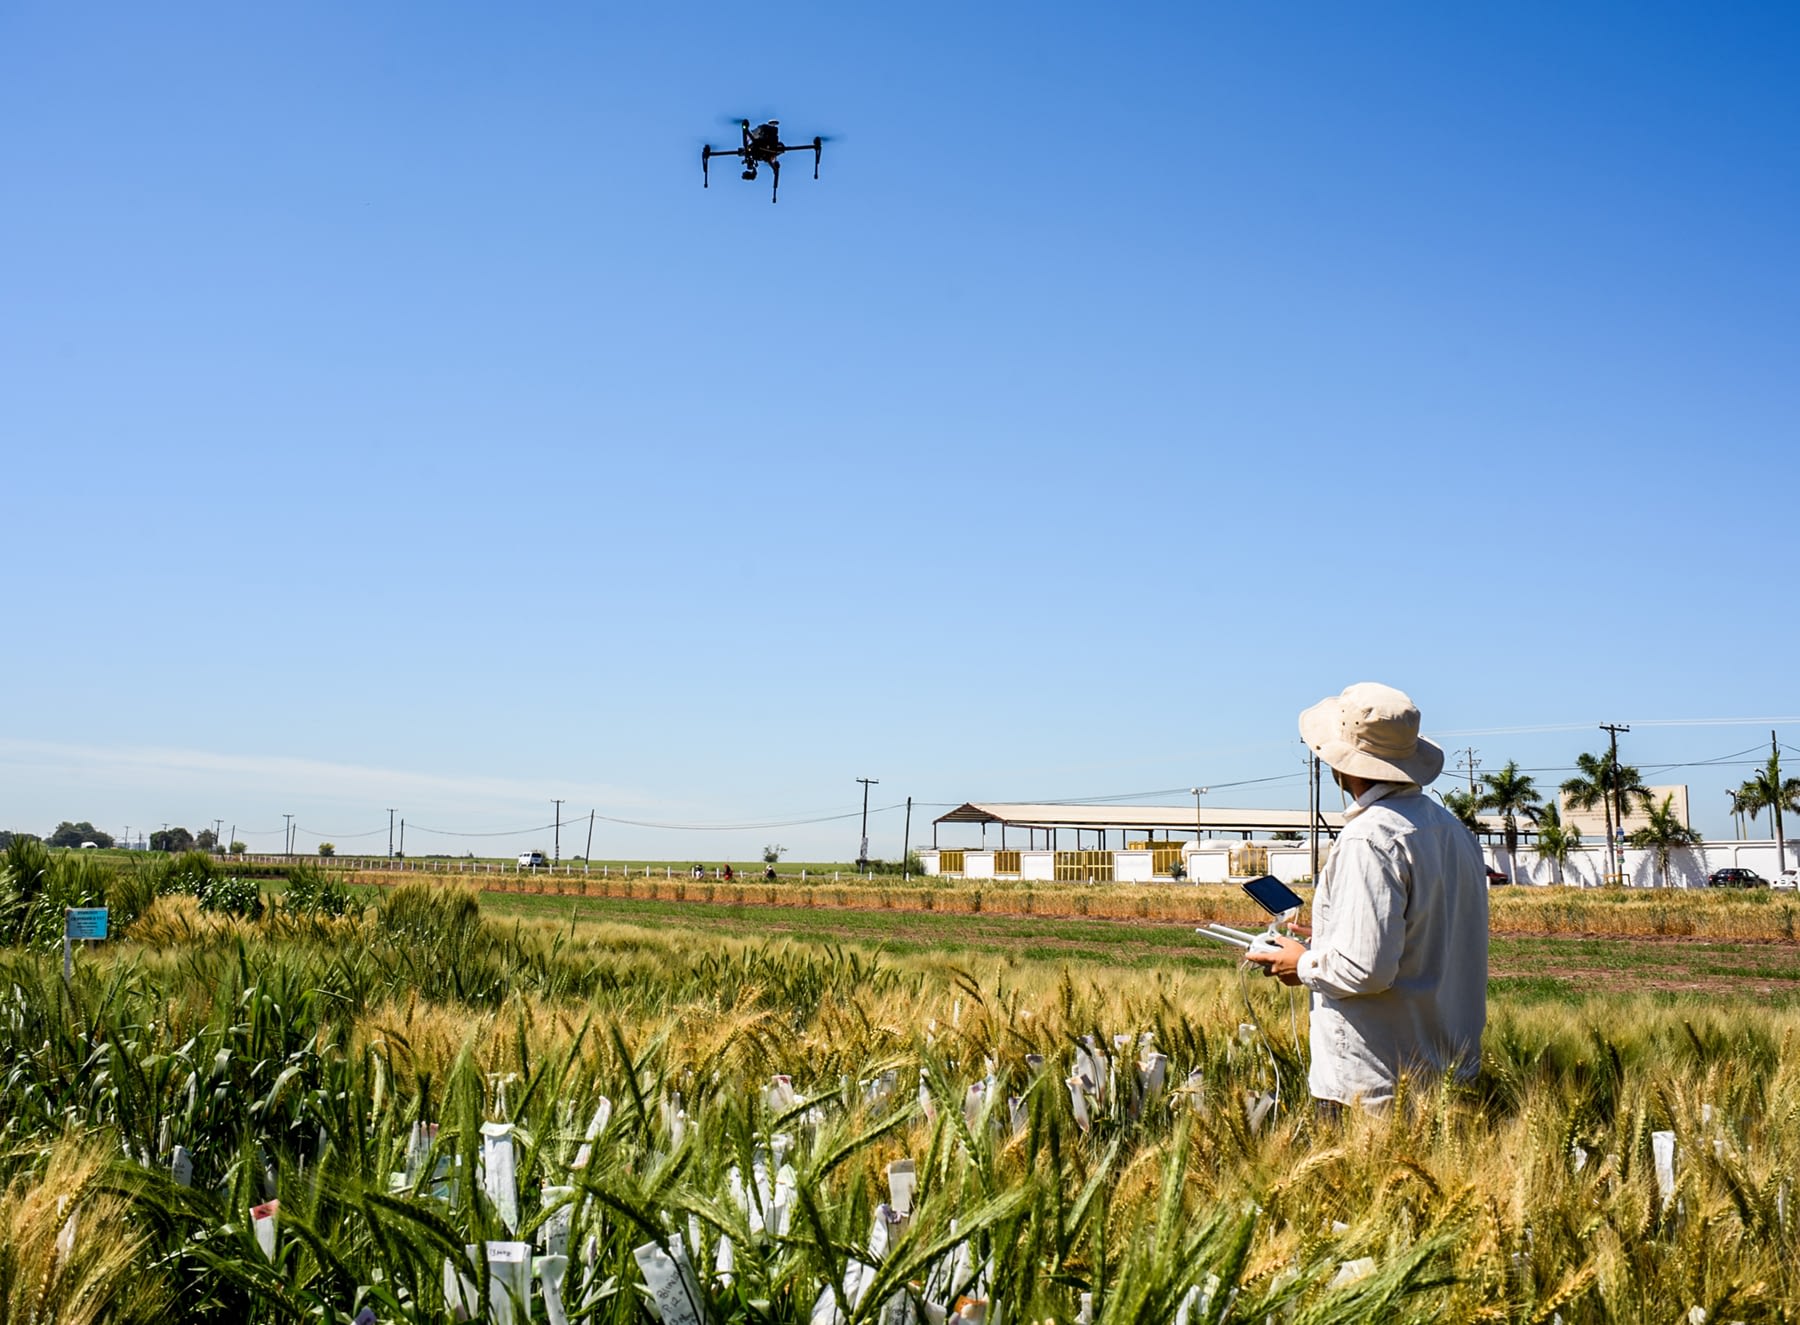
[1343,780,1413,821]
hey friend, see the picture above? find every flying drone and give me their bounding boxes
[702,119,825,203]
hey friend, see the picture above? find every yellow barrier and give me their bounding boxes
[1151,845,1185,877]
[1054,850,1115,883]
[938,850,966,875]
[993,850,1021,876]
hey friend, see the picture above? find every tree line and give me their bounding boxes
[0,823,234,853]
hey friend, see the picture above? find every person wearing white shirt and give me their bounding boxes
[1247,682,1489,1110]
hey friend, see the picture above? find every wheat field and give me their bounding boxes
[2,845,1797,1322]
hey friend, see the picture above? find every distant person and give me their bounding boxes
[692,863,704,880]
[764,864,777,881]
[1247,682,1489,1111]
[721,864,734,882]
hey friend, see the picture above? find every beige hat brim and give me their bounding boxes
[1299,694,1446,786]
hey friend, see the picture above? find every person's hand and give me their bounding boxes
[1244,934,1307,986]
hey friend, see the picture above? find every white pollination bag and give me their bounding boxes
[481,1121,520,1231]
[540,1185,574,1259]
[484,1241,533,1325]
[537,1253,570,1325]
[1139,1051,1168,1105]
[887,1159,916,1218]
[1074,1038,1108,1108]
[634,1232,705,1325]
[444,1254,479,1321]
[809,1202,909,1325]
[1066,1075,1091,1133]
[1653,1130,1677,1209]
[251,1199,279,1262]
[765,1074,799,1114]
[571,1098,613,1171]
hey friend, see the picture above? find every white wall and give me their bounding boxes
[1490,839,1796,887]
[1114,850,1154,883]
[919,838,1799,888]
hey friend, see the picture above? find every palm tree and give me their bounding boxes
[1532,801,1583,886]
[1437,788,1485,835]
[1478,760,1542,882]
[1727,787,1755,840]
[1737,750,1800,874]
[1627,793,1704,888]
[1561,751,1652,883]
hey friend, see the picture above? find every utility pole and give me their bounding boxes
[212,819,223,853]
[1774,729,1789,876]
[552,799,564,864]
[1599,723,1629,882]
[585,809,595,863]
[399,818,405,858]
[1309,755,1322,880]
[1455,748,1481,799]
[282,814,293,858]
[902,797,913,877]
[855,777,879,869]
[1189,787,1208,841]
[1605,723,1634,878]
[387,808,397,860]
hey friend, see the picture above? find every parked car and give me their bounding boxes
[1706,867,1768,888]
[1485,867,1510,886]
[1774,869,1799,891]
[517,850,550,869]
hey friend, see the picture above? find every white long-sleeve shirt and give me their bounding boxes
[1298,782,1488,1106]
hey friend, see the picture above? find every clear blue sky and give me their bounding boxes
[3,3,1796,859]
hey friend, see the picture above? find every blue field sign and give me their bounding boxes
[65,907,109,940]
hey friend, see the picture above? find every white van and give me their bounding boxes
[518,850,549,869]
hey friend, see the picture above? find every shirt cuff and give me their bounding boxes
[1296,951,1319,987]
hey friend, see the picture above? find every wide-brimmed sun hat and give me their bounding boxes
[1298,682,1445,785]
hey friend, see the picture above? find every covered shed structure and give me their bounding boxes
[931,802,1347,850]
[923,801,1356,885]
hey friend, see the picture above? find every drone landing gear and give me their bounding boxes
[769,157,780,203]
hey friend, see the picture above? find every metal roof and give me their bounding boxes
[934,802,1348,833]
[933,800,1511,837]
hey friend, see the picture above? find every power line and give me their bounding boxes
[588,803,905,832]
[1434,716,1800,738]
[404,803,909,837]
[1017,773,1304,805]
[407,820,567,838]
[294,824,389,840]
